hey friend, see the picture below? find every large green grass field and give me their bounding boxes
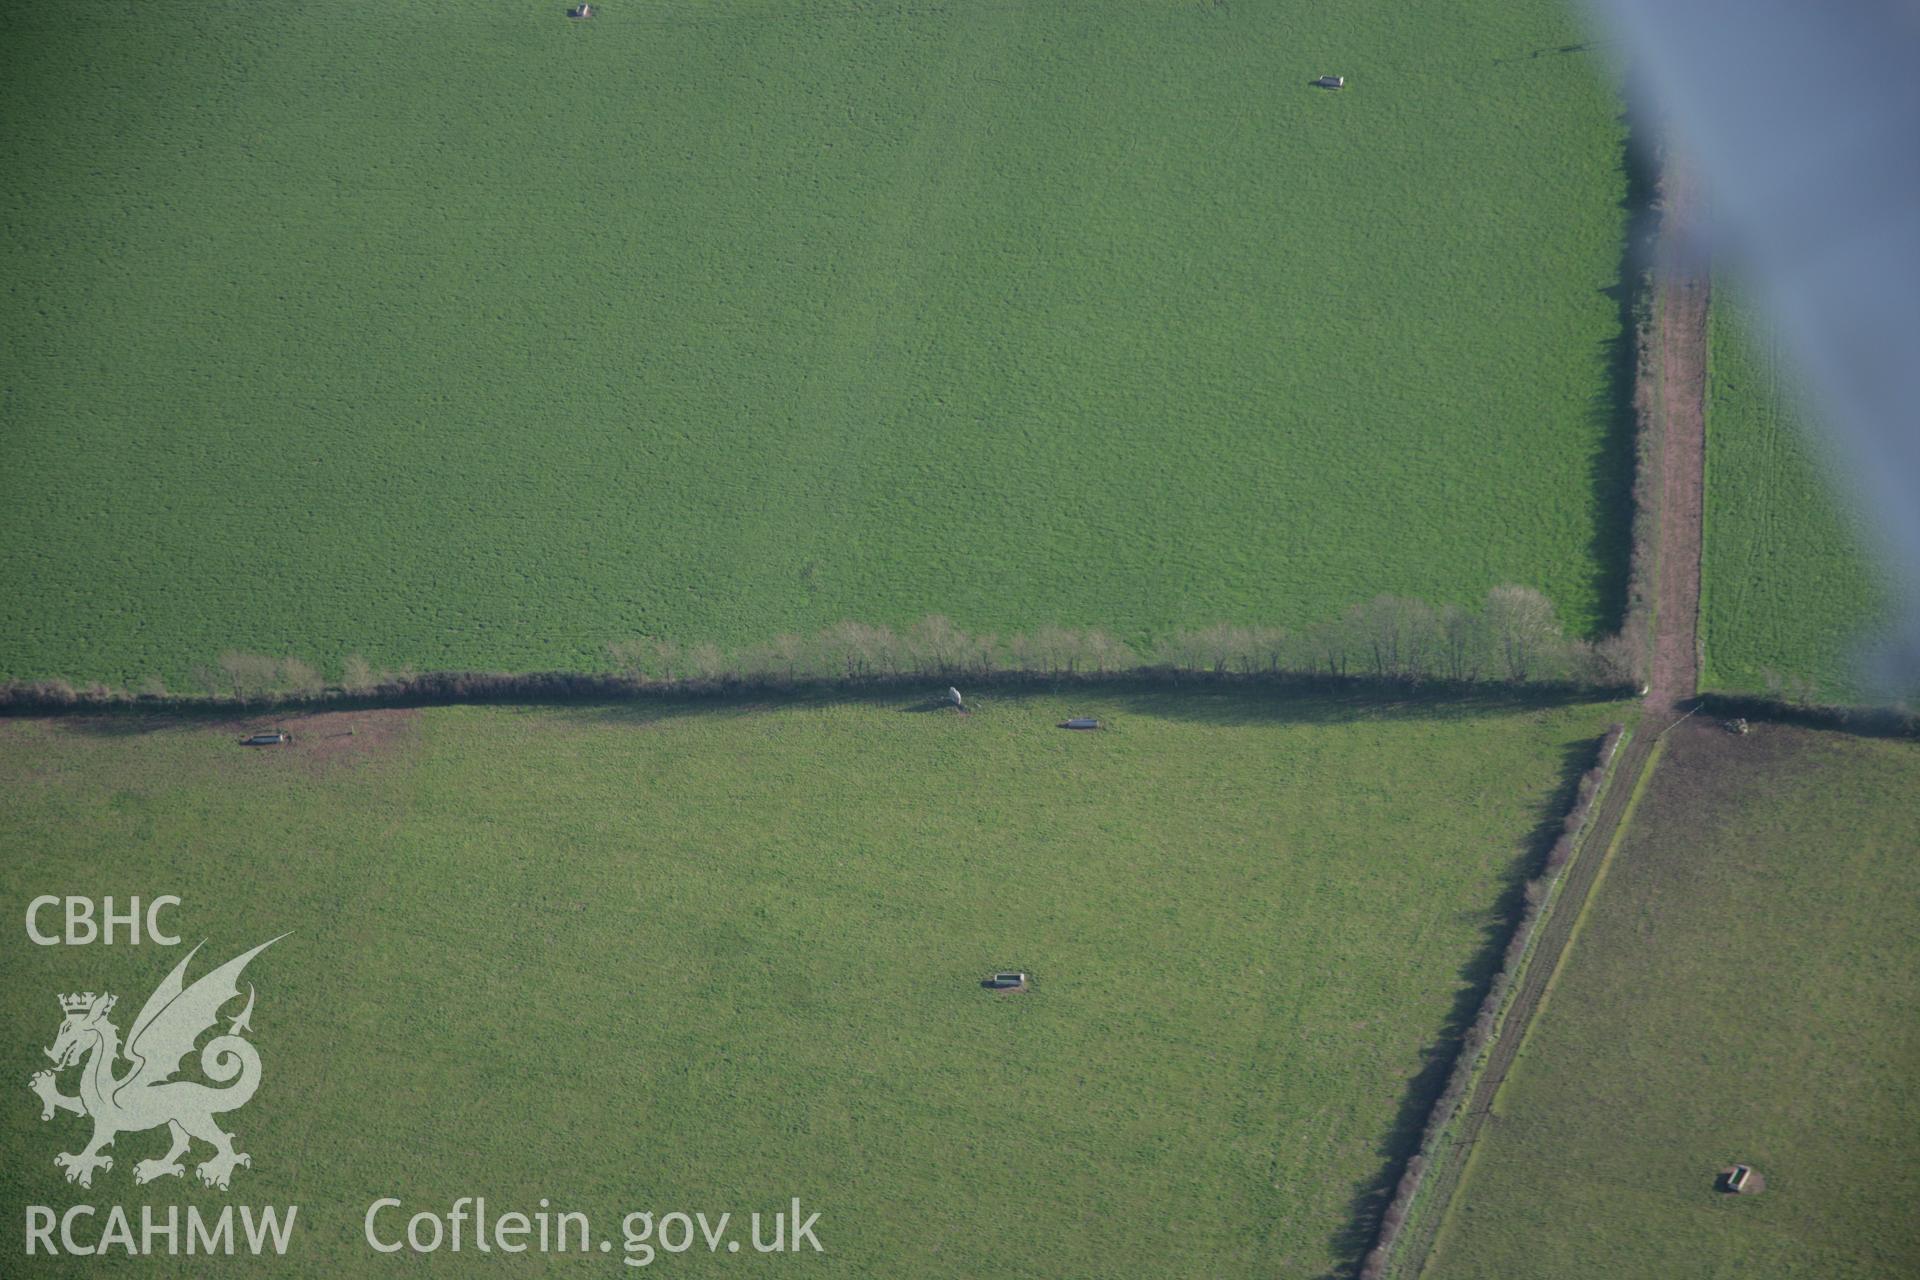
[1700,287,1896,703]
[1425,721,1920,1279]
[1,692,1623,1276]
[0,1,1632,686]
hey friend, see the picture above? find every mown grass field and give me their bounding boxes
[1700,287,1895,702]
[1425,722,1920,1279]
[0,692,1624,1276]
[0,1,1632,686]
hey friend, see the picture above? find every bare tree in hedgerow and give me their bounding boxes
[1483,585,1565,683]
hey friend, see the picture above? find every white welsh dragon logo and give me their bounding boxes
[30,937,284,1191]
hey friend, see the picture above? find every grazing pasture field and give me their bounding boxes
[1699,288,1896,702]
[1425,722,1920,1280]
[0,1,1632,685]
[0,692,1623,1276]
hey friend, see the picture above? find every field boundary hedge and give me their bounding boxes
[1691,691,1919,739]
[1359,721,1634,1280]
[1619,267,1661,684]
[0,589,1639,714]
[1616,105,1666,686]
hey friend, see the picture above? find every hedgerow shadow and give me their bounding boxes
[27,678,1628,744]
[1584,97,1662,639]
[564,677,1618,733]
[1319,733,1595,1277]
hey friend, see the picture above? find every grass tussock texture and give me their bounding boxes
[0,693,1625,1277]
[0,0,1633,685]
[1425,721,1920,1279]
[1700,285,1897,703]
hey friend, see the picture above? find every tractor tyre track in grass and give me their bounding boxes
[1390,160,1711,1278]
